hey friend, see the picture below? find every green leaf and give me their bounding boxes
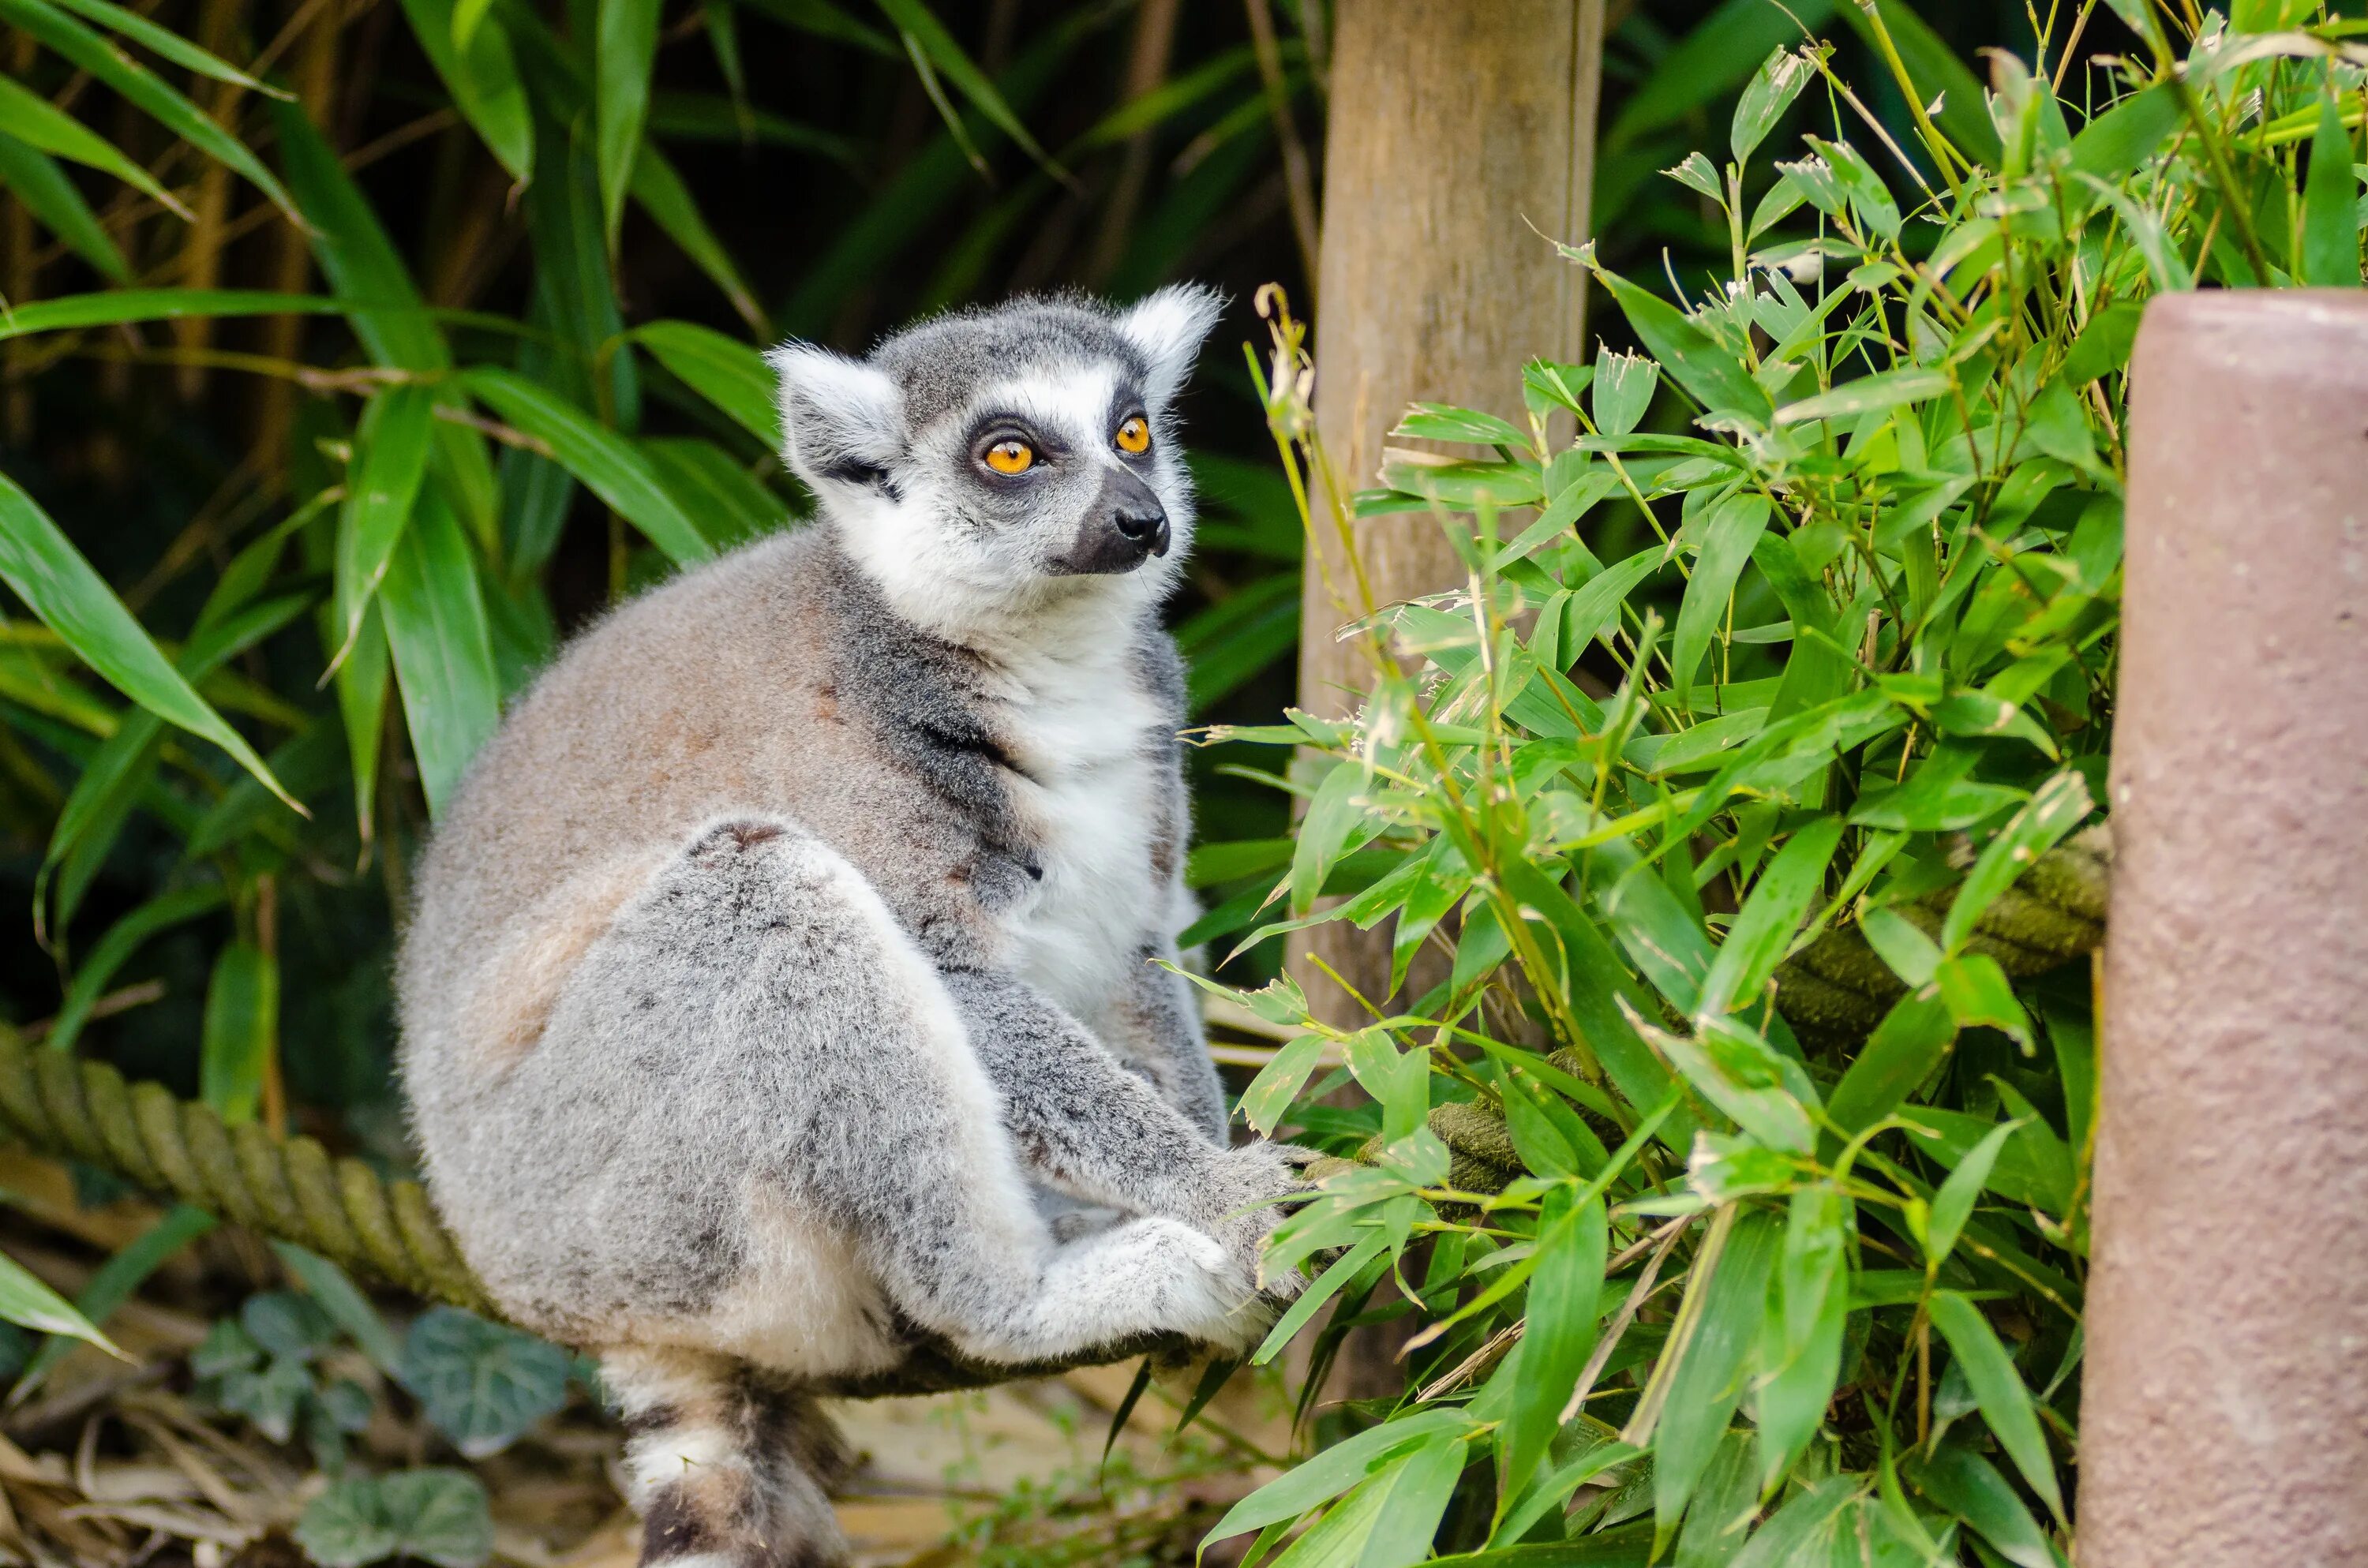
[199,941,278,1127]
[634,321,781,447]
[273,1244,404,1377]
[45,885,229,1052]
[1671,493,1771,705]
[1925,1120,2017,1266]
[1501,1192,1607,1506]
[297,1469,494,1568]
[378,495,500,818]
[1925,1291,2064,1525]
[0,0,299,223]
[595,0,662,245]
[0,470,296,808]
[872,0,1061,176]
[1803,137,1899,243]
[1907,1446,2052,1568]
[335,386,437,666]
[1396,402,1530,447]
[1588,264,1773,426]
[13,1204,208,1394]
[463,368,714,567]
[399,1308,571,1458]
[1776,369,1951,425]
[0,72,186,213]
[397,0,533,182]
[1729,1476,1860,1568]
[44,0,286,94]
[629,142,768,332]
[1240,1033,1328,1137]
[0,287,343,342]
[2066,82,2179,187]
[1731,45,1815,167]
[1699,816,1841,1016]
[1933,952,2032,1048]
[1753,1188,1847,1490]
[1592,349,1660,437]
[2302,89,2362,288]
[0,1248,118,1353]
[1942,770,2093,952]
[1205,1408,1474,1547]
[0,131,130,281]
[1653,1209,1780,1536]
[640,438,787,551]
[1826,990,1954,1135]
[1359,1436,1470,1568]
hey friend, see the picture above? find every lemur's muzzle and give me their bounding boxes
[1050,466,1171,574]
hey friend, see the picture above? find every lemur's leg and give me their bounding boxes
[938,968,1305,1285]
[624,821,1262,1362]
[605,1346,852,1568]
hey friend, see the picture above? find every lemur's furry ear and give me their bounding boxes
[1115,284,1224,410]
[766,342,904,492]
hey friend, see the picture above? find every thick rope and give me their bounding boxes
[0,826,2108,1394]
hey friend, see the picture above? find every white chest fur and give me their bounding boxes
[987,645,1167,1029]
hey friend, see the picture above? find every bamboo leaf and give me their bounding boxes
[630,142,767,332]
[0,73,189,214]
[200,941,279,1126]
[335,387,438,667]
[0,471,297,808]
[0,0,300,223]
[0,1248,120,1353]
[378,496,500,817]
[398,0,534,182]
[1941,769,2093,952]
[1925,1291,2064,1525]
[596,0,663,245]
[0,130,131,280]
[14,1206,212,1396]
[1826,990,1954,1135]
[1671,492,1772,705]
[43,0,287,95]
[45,884,230,1053]
[872,0,1061,175]
[1499,1192,1607,1507]
[0,288,341,342]
[1698,815,1842,1016]
[462,368,714,567]
[1652,1209,1781,1536]
[2301,88,2362,288]
[1925,1120,2018,1267]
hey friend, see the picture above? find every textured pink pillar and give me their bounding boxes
[2081,290,2368,1565]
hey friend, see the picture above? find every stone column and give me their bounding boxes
[2081,290,2368,1565]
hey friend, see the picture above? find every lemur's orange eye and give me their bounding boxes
[1114,416,1152,455]
[984,440,1034,474]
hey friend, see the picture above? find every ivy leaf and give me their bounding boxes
[297,1469,493,1568]
[400,1308,572,1458]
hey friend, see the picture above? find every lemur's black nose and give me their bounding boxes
[1048,467,1173,574]
[1112,502,1170,555]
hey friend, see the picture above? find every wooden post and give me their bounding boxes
[1291,0,1606,1024]
[2081,290,2368,1565]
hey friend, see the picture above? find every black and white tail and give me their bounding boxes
[605,1349,855,1568]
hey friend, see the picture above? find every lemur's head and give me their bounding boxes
[767,286,1223,642]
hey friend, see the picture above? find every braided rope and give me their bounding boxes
[0,826,2108,1395]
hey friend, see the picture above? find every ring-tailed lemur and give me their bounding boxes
[396,287,1306,1568]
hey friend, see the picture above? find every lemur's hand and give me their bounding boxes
[1205,1140,1315,1297]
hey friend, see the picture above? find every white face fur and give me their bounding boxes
[766,286,1223,651]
